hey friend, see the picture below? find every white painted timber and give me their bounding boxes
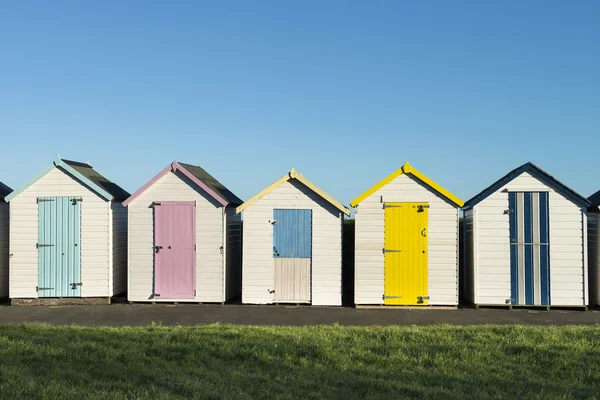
[354,173,460,305]
[242,179,343,306]
[9,167,114,298]
[127,170,238,303]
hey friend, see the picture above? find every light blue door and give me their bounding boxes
[273,209,312,258]
[272,209,312,303]
[38,197,82,297]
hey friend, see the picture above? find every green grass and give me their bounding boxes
[1,324,599,399]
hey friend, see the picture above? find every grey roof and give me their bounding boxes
[62,159,130,201]
[0,181,12,202]
[179,162,243,205]
[589,190,600,207]
[464,162,590,209]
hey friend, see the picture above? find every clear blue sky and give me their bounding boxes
[1,1,599,205]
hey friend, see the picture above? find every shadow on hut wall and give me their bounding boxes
[342,218,355,307]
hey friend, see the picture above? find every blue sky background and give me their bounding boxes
[1,1,599,206]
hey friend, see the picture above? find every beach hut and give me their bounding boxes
[0,181,12,298]
[6,157,130,304]
[237,169,350,305]
[463,162,590,308]
[122,161,243,303]
[587,191,600,306]
[351,162,463,306]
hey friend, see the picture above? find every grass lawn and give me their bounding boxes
[0,324,599,399]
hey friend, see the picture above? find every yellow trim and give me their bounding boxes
[350,161,464,208]
[236,168,351,216]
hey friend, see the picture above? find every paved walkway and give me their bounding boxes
[0,304,599,326]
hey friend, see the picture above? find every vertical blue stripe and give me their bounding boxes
[539,192,550,305]
[523,192,534,305]
[273,209,312,258]
[509,192,518,304]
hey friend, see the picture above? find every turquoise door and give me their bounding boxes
[37,197,82,297]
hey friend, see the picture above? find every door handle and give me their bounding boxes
[421,229,427,237]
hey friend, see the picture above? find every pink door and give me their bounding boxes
[154,201,196,299]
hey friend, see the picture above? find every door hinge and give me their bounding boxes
[268,289,276,294]
[417,296,430,303]
[153,293,161,297]
[37,243,54,248]
[383,204,402,209]
[37,199,55,203]
[36,286,54,291]
[383,248,401,253]
[194,244,196,251]
[194,290,196,296]
[151,202,162,207]
[70,198,83,204]
[383,295,402,299]
[154,245,163,253]
[220,245,223,255]
[504,209,512,215]
[71,282,82,289]
[273,247,280,257]
[506,298,513,304]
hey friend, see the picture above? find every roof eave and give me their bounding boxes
[237,169,350,216]
[5,158,114,202]
[350,162,463,208]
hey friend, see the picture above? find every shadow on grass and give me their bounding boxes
[0,324,599,399]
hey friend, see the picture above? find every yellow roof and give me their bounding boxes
[350,161,464,208]
[236,168,351,216]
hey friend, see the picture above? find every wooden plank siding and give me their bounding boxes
[9,167,112,298]
[354,173,460,306]
[241,179,343,306]
[471,171,588,306]
[127,170,229,302]
[0,203,8,298]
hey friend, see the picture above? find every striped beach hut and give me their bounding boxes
[587,190,600,306]
[463,162,591,308]
[122,161,242,303]
[237,169,350,305]
[6,157,130,304]
[0,181,12,298]
[351,162,463,306]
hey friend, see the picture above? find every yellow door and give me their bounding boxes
[384,202,428,305]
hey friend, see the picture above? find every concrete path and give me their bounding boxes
[0,304,599,326]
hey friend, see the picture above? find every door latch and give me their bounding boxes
[383,248,401,253]
[421,228,427,237]
[417,296,430,303]
[273,247,280,257]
